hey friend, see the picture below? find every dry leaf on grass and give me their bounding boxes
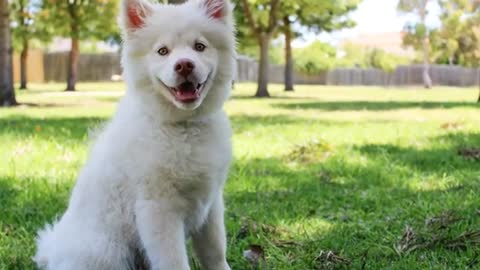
[440,122,464,130]
[237,217,288,239]
[458,148,480,161]
[394,225,417,256]
[286,140,334,164]
[444,230,480,250]
[315,250,351,269]
[426,211,462,230]
[236,224,249,240]
[272,240,302,248]
[395,211,480,256]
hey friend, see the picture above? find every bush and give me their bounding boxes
[294,41,337,74]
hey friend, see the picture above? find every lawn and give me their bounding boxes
[1,83,480,269]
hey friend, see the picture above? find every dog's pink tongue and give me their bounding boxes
[175,82,199,102]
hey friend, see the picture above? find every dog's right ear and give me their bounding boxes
[120,0,154,33]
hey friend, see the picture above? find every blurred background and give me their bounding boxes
[0,0,479,102]
[0,0,479,269]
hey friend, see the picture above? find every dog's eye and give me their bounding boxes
[157,47,169,56]
[194,42,206,52]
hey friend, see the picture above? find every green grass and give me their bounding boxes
[1,83,480,269]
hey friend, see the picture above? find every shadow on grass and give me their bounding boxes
[0,115,107,142]
[273,101,480,111]
[225,132,480,269]
[230,114,314,134]
[1,114,316,142]
[0,176,72,269]
[1,116,479,268]
[230,95,309,101]
[355,132,480,174]
[229,114,357,135]
[16,102,75,108]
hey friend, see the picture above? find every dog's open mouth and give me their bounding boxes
[169,81,206,103]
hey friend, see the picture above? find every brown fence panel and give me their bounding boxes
[44,52,122,82]
[42,53,479,87]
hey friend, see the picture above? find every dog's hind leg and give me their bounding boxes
[34,223,135,270]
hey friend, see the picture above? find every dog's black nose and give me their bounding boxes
[175,59,195,77]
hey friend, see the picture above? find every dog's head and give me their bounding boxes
[120,0,235,113]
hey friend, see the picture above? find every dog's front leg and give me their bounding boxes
[192,193,231,270]
[135,199,190,270]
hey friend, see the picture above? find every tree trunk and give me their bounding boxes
[283,17,294,92]
[255,33,270,97]
[19,38,29,90]
[478,69,480,103]
[422,37,433,89]
[0,0,16,106]
[66,37,79,91]
[420,10,432,89]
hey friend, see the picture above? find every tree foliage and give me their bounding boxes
[10,0,52,49]
[284,0,358,34]
[294,41,337,74]
[41,0,119,41]
[282,42,409,75]
[435,0,480,66]
[337,44,410,72]
[402,0,480,67]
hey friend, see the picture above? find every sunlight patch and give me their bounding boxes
[407,175,457,192]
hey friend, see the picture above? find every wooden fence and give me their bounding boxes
[44,52,122,82]
[321,65,480,87]
[43,53,480,87]
[12,50,45,83]
[239,63,480,87]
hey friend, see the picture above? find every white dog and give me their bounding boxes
[34,0,236,269]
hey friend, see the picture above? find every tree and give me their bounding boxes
[433,0,479,66]
[438,0,480,67]
[10,0,52,90]
[11,0,32,90]
[437,1,463,65]
[398,0,433,88]
[280,0,358,91]
[282,15,294,91]
[235,0,280,97]
[41,0,119,91]
[0,0,17,106]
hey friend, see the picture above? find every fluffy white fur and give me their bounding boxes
[34,0,236,269]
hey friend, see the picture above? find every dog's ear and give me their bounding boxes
[202,0,231,21]
[120,0,154,32]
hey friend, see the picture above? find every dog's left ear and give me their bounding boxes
[202,0,231,21]
[120,0,154,33]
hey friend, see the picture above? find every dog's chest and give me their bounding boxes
[151,121,230,228]
[134,119,230,214]
[154,121,230,177]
